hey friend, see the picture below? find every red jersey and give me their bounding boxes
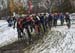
[17,18,23,28]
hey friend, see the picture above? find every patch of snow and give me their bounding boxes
[0,20,18,47]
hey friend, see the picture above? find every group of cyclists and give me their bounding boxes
[7,12,71,43]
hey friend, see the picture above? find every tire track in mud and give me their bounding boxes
[0,28,69,53]
[23,30,66,53]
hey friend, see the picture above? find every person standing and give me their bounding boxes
[65,12,71,28]
[54,13,58,27]
[13,16,25,39]
[33,14,41,38]
[44,13,49,29]
[40,14,46,32]
[48,13,53,29]
[13,16,16,28]
[16,17,25,39]
[58,13,64,25]
[23,15,33,43]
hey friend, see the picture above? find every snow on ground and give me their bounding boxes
[0,20,18,47]
[0,20,75,53]
[24,25,75,53]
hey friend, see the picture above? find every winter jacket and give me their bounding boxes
[54,15,59,19]
[59,14,64,20]
[48,14,52,21]
[40,16,45,23]
[17,18,23,29]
